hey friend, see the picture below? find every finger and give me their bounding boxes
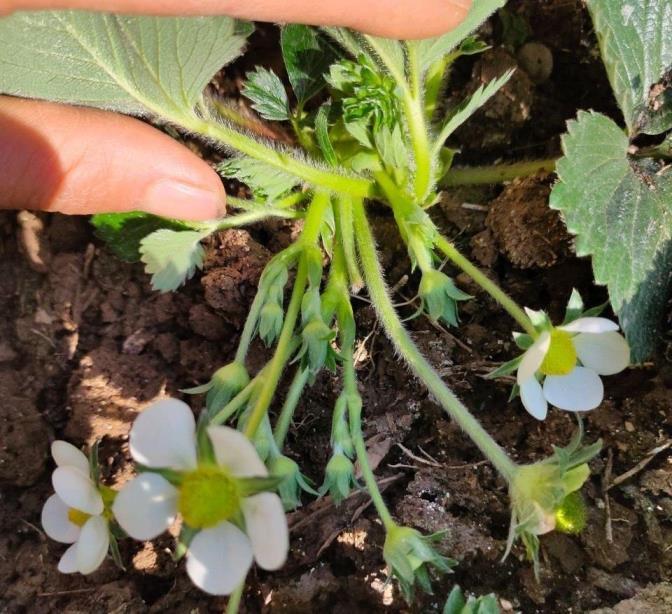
[0,96,226,219]
[4,0,473,40]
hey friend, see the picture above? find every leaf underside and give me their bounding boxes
[0,11,252,117]
[550,111,672,361]
[140,229,209,292]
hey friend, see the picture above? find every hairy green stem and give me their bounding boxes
[442,159,557,187]
[273,367,310,449]
[178,113,373,198]
[333,194,363,290]
[353,200,517,482]
[242,193,330,439]
[434,236,538,338]
[343,346,396,530]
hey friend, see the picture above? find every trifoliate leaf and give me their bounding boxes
[242,67,290,121]
[550,111,672,361]
[140,229,209,292]
[219,157,300,201]
[91,212,196,262]
[586,0,672,135]
[415,0,506,71]
[0,11,252,117]
[281,24,336,106]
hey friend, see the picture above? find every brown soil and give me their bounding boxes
[1,2,671,613]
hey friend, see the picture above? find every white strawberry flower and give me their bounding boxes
[112,398,288,596]
[517,317,630,420]
[41,441,111,574]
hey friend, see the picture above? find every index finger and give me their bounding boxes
[4,0,473,40]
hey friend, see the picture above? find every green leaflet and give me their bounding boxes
[140,229,212,293]
[219,157,300,201]
[242,67,290,121]
[550,111,672,361]
[0,11,252,117]
[281,24,336,106]
[587,0,672,135]
[414,0,506,71]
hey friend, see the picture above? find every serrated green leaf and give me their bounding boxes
[140,229,209,292]
[242,67,290,121]
[0,11,252,117]
[587,0,672,135]
[416,0,506,70]
[281,24,336,106]
[315,102,338,167]
[434,70,514,151]
[219,157,300,201]
[91,212,196,262]
[551,111,672,361]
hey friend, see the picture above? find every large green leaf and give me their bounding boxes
[550,111,672,361]
[0,11,252,116]
[415,0,506,71]
[586,0,672,135]
[281,24,336,106]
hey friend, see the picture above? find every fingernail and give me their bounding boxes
[141,180,225,220]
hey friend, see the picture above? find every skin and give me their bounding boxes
[0,0,472,220]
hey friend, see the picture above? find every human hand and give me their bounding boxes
[0,0,472,219]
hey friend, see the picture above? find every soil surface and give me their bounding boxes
[1,2,671,613]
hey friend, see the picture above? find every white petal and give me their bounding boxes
[186,522,253,595]
[242,492,288,570]
[112,473,178,540]
[574,331,630,375]
[76,516,109,574]
[130,398,197,471]
[517,331,551,385]
[52,467,103,516]
[51,441,90,474]
[543,367,604,412]
[41,494,80,544]
[560,317,619,333]
[519,377,548,421]
[57,543,79,574]
[207,426,267,478]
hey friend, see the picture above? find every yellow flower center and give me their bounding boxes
[539,329,577,376]
[68,508,91,527]
[178,466,240,529]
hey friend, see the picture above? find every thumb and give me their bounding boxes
[0,96,226,220]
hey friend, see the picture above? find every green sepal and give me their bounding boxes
[268,454,319,510]
[512,332,534,350]
[524,307,551,331]
[238,475,285,497]
[562,288,585,325]
[259,301,285,346]
[319,452,358,504]
[173,524,198,562]
[108,532,126,571]
[485,355,522,379]
[135,465,184,487]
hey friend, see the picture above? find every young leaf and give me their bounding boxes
[281,24,336,106]
[0,12,253,117]
[140,229,210,292]
[219,157,300,201]
[434,70,514,151]
[92,212,197,262]
[586,0,672,136]
[242,67,290,121]
[550,111,672,361]
[315,103,338,167]
[415,0,506,71]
